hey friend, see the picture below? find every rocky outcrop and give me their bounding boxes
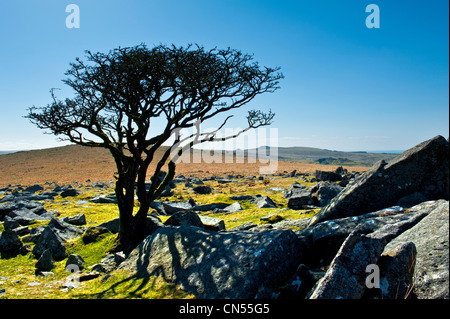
[119,226,302,299]
[381,200,449,299]
[309,231,386,299]
[298,200,448,299]
[310,135,449,226]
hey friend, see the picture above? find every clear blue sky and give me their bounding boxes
[0,0,448,152]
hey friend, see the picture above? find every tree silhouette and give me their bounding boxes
[26,44,283,251]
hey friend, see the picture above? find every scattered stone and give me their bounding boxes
[230,195,255,201]
[223,202,243,214]
[194,202,229,212]
[230,222,258,231]
[24,185,44,193]
[35,249,56,271]
[92,252,126,273]
[47,217,84,240]
[91,194,117,204]
[310,182,343,207]
[8,208,49,225]
[98,218,120,234]
[193,185,212,194]
[287,191,314,210]
[61,214,87,226]
[32,227,67,261]
[261,214,284,224]
[66,254,86,271]
[255,196,277,209]
[12,226,29,236]
[164,211,204,228]
[81,227,111,244]
[314,170,342,182]
[287,170,297,177]
[60,189,80,198]
[199,216,226,231]
[0,229,23,256]
[3,215,20,230]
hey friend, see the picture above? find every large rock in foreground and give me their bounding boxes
[310,135,449,226]
[119,226,302,298]
[382,200,449,299]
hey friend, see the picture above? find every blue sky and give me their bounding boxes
[0,0,448,152]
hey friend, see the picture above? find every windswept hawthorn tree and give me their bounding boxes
[26,44,283,251]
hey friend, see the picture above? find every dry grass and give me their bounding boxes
[0,144,367,187]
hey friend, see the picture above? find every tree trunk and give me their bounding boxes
[114,158,141,252]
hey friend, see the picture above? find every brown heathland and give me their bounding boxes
[0,144,368,187]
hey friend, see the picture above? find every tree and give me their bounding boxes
[26,44,283,251]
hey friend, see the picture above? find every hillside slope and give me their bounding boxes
[0,144,369,187]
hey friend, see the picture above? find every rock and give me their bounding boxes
[92,252,126,273]
[260,214,284,224]
[297,201,438,268]
[272,218,312,232]
[223,202,243,214]
[193,185,212,194]
[396,192,428,208]
[35,249,56,271]
[287,191,314,210]
[230,222,258,231]
[12,226,29,236]
[309,231,387,299]
[381,200,449,299]
[164,211,204,228]
[230,195,255,201]
[279,264,326,299]
[199,216,226,231]
[8,208,49,226]
[194,202,229,212]
[66,254,86,271]
[119,226,302,298]
[0,229,23,256]
[366,241,417,299]
[1,200,45,217]
[21,226,45,244]
[155,201,194,215]
[24,185,44,193]
[60,188,80,197]
[287,170,297,177]
[81,227,111,244]
[310,135,449,226]
[283,183,308,199]
[310,182,343,207]
[91,194,117,204]
[98,218,120,234]
[61,214,87,226]
[46,217,84,241]
[2,215,20,230]
[32,227,67,261]
[314,170,342,182]
[255,196,277,209]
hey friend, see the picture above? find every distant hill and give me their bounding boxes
[0,151,16,155]
[229,146,399,166]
